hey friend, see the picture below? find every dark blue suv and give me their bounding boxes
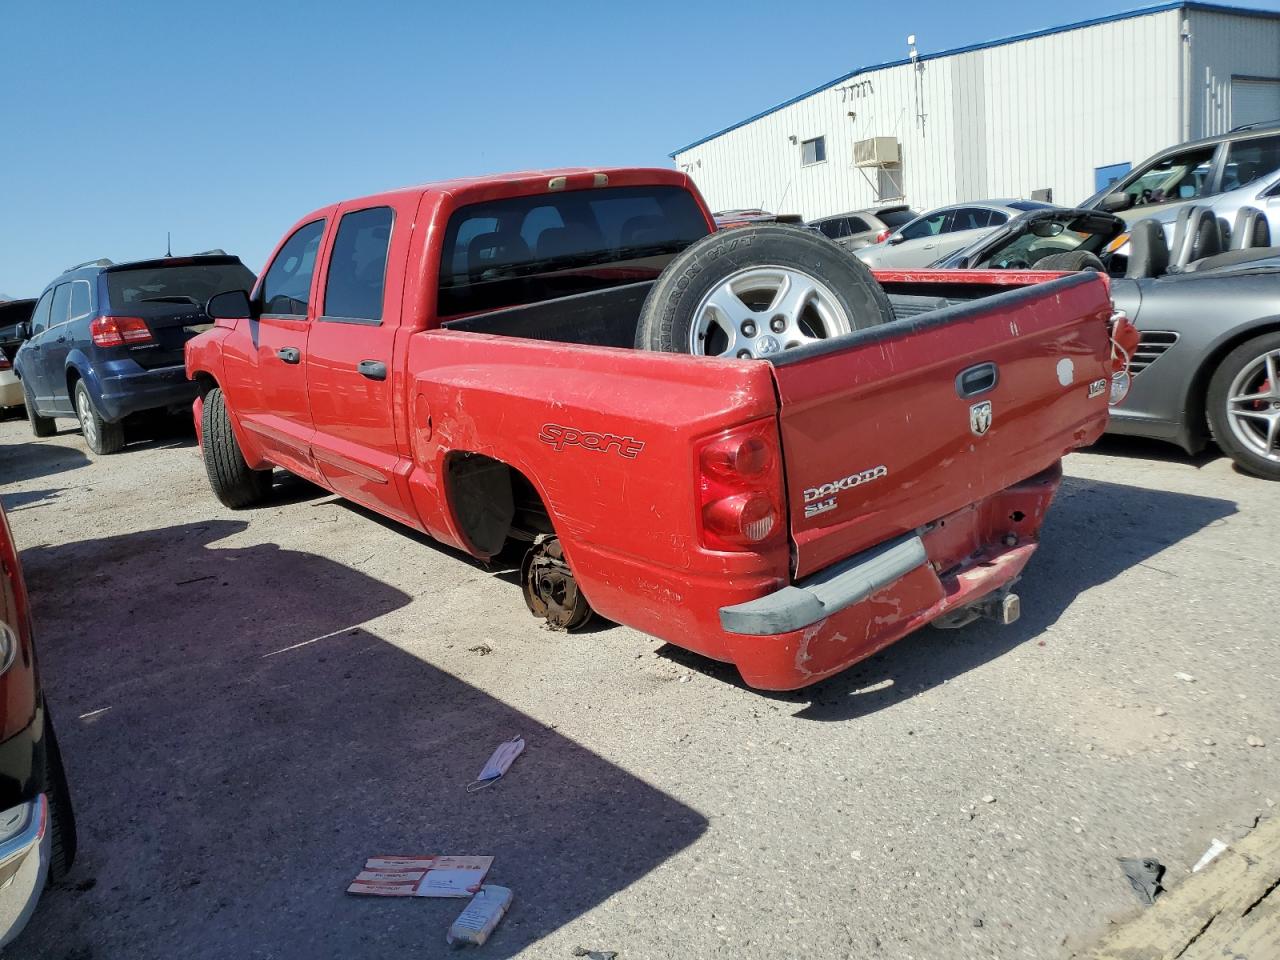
[14,255,254,454]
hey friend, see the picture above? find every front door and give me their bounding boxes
[222,216,328,480]
[39,283,75,415]
[17,289,55,406]
[305,199,416,524]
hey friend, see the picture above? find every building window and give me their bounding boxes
[801,136,826,166]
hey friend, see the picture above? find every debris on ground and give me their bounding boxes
[1191,838,1229,872]
[468,643,494,656]
[467,735,526,792]
[1116,857,1165,905]
[1174,672,1196,683]
[981,795,996,804]
[1247,735,1266,747]
[346,856,493,897]
[446,885,513,947]
[1154,707,1168,717]
[572,949,619,959]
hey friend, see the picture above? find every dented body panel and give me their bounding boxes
[186,168,1116,690]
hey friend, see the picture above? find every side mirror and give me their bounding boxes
[1100,192,1134,213]
[206,289,254,321]
[16,322,30,340]
[887,234,905,245]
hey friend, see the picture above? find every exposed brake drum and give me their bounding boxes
[521,535,594,631]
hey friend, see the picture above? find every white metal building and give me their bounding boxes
[670,2,1280,220]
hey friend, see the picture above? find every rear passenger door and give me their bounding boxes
[305,196,417,524]
[42,280,92,414]
[38,283,75,414]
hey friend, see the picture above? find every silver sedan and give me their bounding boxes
[855,200,1054,269]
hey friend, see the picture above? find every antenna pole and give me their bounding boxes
[166,232,172,257]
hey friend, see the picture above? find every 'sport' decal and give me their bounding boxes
[539,423,645,459]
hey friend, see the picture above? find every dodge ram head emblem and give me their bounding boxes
[969,400,993,437]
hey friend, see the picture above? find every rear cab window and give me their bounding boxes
[107,261,255,309]
[437,185,709,316]
[323,206,394,323]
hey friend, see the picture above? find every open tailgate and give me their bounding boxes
[772,272,1114,578]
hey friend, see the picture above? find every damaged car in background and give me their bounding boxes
[933,204,1280,480]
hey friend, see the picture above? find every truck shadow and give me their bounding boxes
[0,441,89,485]
[665,476,1236,719]
[17,520,706,959]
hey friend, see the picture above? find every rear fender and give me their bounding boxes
[402,331,787,648]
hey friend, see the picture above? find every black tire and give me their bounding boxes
[1035,250,1106,272]
[73,380,124,455]
[44,709,77,883]
[201,386,273,508]
[634,224,893,356]
[1206,331,1280,480]
[22,383,56,438]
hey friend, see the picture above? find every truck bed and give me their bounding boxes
[438,270,1068,350]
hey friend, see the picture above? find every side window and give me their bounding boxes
[847,216,872,234]
[900,211,951,241]
[987,211,1009,227]
[820,218,849,239]
[950,208,991,231]
[50,284,72,328]
[815,219,839,239]
[69,280,92,320]
[261,219,326,316]
[29,290,54,335]
[323,207,394,322]
[1122,146,1217,206]
[1222,135,1280,191]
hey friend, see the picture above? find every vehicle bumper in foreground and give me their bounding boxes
[719,463,1063,690]
[0,372,23,409]
[0,794,50,949]
[93,360,198,422]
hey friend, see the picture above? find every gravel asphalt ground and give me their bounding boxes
[1,412,1276,960]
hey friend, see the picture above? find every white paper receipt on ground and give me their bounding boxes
[346,856,494,897]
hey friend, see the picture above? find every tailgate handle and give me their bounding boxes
[956,362,998,398]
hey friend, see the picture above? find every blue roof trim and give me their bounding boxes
[669,1,1280,157]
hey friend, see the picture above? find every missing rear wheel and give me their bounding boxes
[521,536,593,631]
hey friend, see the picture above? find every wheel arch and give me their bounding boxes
[1183,315,1280,447]
[441,450,554,560]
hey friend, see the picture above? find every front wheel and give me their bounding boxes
[1206,331,1280,480]
[74,380,124,455]
[201,387,273,508]
[634,224,894,357]
[22,383,56,438]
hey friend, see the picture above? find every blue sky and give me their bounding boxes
[3,0,1279,297]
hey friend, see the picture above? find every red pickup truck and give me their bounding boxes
[186,167,1131,690]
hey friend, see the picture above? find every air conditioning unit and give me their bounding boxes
[854,137,900,167]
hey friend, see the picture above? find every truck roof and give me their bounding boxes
[294,166,696,223]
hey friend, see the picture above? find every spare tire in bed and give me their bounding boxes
[634,224,894,358]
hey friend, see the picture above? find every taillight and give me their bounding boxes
[696,421,784,551]
[875,229,891,243]
[0,355,10,371]
[91,316,153,347]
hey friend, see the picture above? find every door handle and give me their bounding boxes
[276,347,301,364]
[357,360,387,381]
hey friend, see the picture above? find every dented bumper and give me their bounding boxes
[720,463,1063,690]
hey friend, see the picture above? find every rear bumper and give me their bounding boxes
[0,373,23,409]
[0,794,50,949]
[92,359,198,422]
[720,463,1062,690]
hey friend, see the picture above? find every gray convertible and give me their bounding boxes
[934,204,1280,480]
